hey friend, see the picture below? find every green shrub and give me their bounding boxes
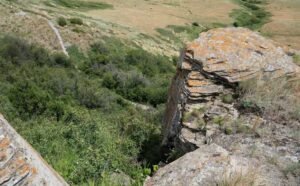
[57,17,67,27]
[283,163,300,177]
[52,0,113,10]
[69,17,83,25]
[67,45,87,66]
[87,39,174,106]
[167,24,206,40]
[213,116,224,126]
[156,28,181,44]
[102,72,118,89]
[293,54,300,66]
[9,82,50,118]
[72,27,85,33]
[52,52,70,67]
[0,35,62,66]
[192,22,199,27]
[77,83,123,111]
[222,94,234,104]
[0,34,171,185]
[0,35,33,64]
[230,0,271,29]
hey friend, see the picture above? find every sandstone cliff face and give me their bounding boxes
[148,28,300,186]
[0,114,68,185]
[163,27,300,149]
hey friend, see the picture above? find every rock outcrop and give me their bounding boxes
[148,28,300,186]
[146,144,297,186]
[0,114,68,185]
[162,27,300,149]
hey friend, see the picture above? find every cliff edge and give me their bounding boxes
[147,27,300,186]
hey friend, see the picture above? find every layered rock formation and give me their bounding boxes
[0,114,68,185]
[163,27,300,149]
[148,28,300,186]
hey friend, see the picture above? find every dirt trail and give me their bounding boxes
[47,20,68,56]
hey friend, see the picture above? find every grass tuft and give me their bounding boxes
[218,169,257,186]
[293,54,300,66]
[239,77,300,121]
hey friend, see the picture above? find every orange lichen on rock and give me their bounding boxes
[0,114,68,185]
[163,27,300,148]
[187,79,210,87]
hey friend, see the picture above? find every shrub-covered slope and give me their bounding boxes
[0,35,174,185]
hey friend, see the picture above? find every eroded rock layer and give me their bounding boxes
[163,27,300,149]
[0,114,68,186]
[154,27,300,186]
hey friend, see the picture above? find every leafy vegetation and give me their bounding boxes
[156,22,227,46]
[231,0,271,29]
[156,23,209,45]
[156,28,182,44]
[84,37,175,106]
[57,17,67,27]
[51,0,113,10]
[0,35,173,185]
[69,17,83,25]
[167,24,208,40]
[293,54,300,66]
[283,162,300,177]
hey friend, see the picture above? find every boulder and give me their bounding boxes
[145,144,295,186]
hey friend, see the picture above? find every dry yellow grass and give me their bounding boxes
[84,0,238,34]
[262,0,300,50]
[1,0,300,57]
[218,168,257,186]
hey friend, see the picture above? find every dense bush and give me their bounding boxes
[167,24,207,40]
[69,17,83,25]
[52,0,113,10]
[57,17,67,27]
[9,81,50,118]
[231,0,271,29]
[85,38,175,106]
[0,35,170,185]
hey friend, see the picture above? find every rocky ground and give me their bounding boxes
[147,27,300,186]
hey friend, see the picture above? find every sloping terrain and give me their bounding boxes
[0,0,241,57]
[0,0,299,185]
[261,0,300,50]
[84,0,237,34]
[1,0,299,54]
